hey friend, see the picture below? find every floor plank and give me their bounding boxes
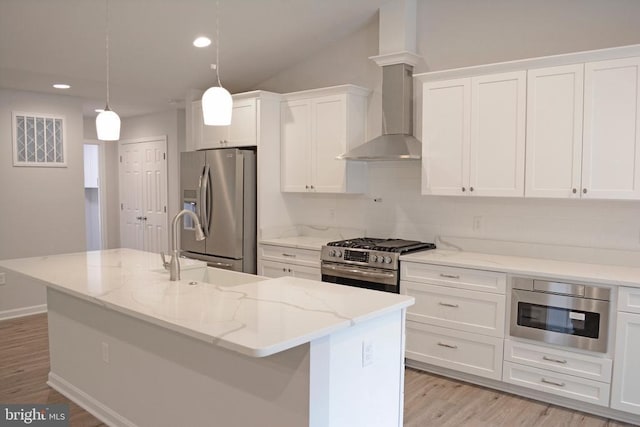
[0,314,106,427]
[1,314,637,426]
[403,367,637,427]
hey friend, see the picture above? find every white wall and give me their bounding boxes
[83,118,120,249]
[254,0,640,264]
[0,89,86,318]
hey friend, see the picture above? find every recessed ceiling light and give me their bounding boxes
[53,83,71,89]
[193,36,211,48]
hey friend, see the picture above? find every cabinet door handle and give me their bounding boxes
[469,187,474,192]
[439,273,460,279]
[142,216,148,221]
[572,188,577,194]
[282,268,286,272]
[437,342,458,349]
[583,188,587,194]
[282,253,296,258]
[461,187,466,192]
[438,302,459,308]
[310,185,314,190]
[541,378,565,387]
[542,356,567,364]
[287,268,292,273]
[305,185,309,189]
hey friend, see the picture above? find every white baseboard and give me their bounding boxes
[0,304,47,321]
[47,372,138,427]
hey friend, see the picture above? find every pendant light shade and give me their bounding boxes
[202,0,232,127]
[96,108,121,141]
[202,86,232,125]
[96,0,120,141]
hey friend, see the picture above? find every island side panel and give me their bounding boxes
[46,288,311,427]
[309,309,406,427]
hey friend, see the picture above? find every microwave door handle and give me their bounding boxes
[200,164,211,237]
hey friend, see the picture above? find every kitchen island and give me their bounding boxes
[0,249,413,427]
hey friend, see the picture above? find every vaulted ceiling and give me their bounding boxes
[0,0,383,117]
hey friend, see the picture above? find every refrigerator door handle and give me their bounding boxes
[200,164,211,237]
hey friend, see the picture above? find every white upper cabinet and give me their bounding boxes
[582,57,640,199]
[525,64,584,198]
[420,45,640,201]
[281,99,312,192]
[470,71,526,197]
[193,96,258,149]
[422,78,470,196]
[421,71,526,197]
[281,85,369,194]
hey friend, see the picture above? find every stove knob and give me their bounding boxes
[336,250,342,257]
[384,256,392,264]
[329,249,336,257]
[371,255,378,263]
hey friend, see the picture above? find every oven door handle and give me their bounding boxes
[322,264,396,280]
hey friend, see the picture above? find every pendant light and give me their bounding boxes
[96,0,121,141]
[201,0,232,126]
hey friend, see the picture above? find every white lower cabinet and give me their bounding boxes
[403,281,505,337]
[504,339,612,383]
[402,262,506,380]
[611,290,640,415]
[406,321,503,380]
[257,243,321,281]
[503,361,611,407]
[258,259,320,281]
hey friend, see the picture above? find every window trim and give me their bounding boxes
[12,111,68,168]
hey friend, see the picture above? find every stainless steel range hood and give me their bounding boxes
[338,63,421,161]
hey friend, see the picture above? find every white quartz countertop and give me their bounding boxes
[401,249,640,287]
[0,249,413,357]
[259,236,331,251]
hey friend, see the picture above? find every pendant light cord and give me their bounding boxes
[215,0,222,87]
[105,0,111,108]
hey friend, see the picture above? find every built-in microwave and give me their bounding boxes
[510,277,610,353]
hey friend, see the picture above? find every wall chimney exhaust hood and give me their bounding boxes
[338,62,420,161]
[338,0,421,161]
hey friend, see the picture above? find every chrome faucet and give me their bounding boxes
[161,209,205,281]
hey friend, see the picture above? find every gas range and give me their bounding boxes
[321,238,436,293]
[321,238,436,270]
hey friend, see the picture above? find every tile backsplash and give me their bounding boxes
[282,161,640,266]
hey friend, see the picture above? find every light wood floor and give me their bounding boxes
[1,314,637,427]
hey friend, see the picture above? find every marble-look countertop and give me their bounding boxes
[0,249,413,357]
[259,236,332,251]
[401,249,640,288]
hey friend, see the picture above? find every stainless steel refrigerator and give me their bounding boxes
[180,148,256,273]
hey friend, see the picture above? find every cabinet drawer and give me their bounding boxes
[258,244,320,268]
[618,287,640,314]
[504,339,612,382]
[503,361,610,407]
[258,260,321,281]
[405,321,503,380]
[401,262,506,294]
[402,281,505,337]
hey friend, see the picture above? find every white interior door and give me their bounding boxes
[119,137,168,253]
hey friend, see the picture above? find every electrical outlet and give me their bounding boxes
[102,342,109,363]
[0,272,5,286]
[362,339,374,367]
[473,216,482,232]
